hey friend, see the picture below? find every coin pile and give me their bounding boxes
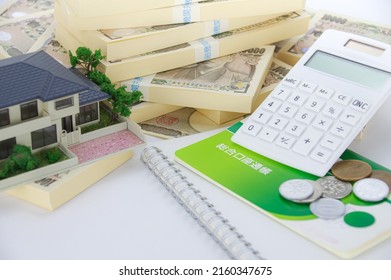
[279,179,322,203]
[279,159,391,220]
[331,159,390,202]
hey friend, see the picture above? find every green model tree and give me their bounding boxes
[0,145,66,180]
[69,47,142,120]
[0,145,38,179]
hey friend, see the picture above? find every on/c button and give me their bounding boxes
[350,99,370,113]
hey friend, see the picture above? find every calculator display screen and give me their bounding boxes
[305,50,391,89]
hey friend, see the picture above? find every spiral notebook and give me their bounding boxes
[140,146,263,260]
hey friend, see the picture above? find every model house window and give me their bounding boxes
[20,101,38,120]
[55,97,74,110]
[76,103,98,125]
[0,137,16,160]
[0,109,10,127]
[31,125,57,150]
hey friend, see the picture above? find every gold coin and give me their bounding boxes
[370,170,391,194]
[331,160,372,182]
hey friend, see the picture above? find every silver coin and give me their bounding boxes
[316,176,352,199]
[310,198,346,220]
[292,180,323,203]
[353,178,389,202]
[279,179,314,201]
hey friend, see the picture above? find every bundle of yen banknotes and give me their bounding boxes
[2,1,391,139]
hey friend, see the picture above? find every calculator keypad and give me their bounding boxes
[238,76,370,173]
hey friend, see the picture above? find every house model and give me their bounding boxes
[0,50,144,190]
[0,50,108,159]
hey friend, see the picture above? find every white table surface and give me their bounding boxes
[0,0,391,260]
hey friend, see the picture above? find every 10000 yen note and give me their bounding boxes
[0,0,53,19]
[112,12,302,62]
[254,58,292,107]
[195,57,292,125]
[122,45,274,113]
[151,47,270,94]
[140,107,243,139]
[43,38,73,67]
[262,58,291,88]
[100,23,187,40]
[96,11,307,82]
[101,11,298,41]
[277,11,391,65]
[0,10,54,58]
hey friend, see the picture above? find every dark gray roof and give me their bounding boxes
[0,50,109,109]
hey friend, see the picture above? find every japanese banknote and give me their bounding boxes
[277,10,391,65]
[0,0,70,66]
[253,58,292,108]
[140,107,243,139]
[0,0,53,19]
[0,10,54,58]
[139,57,292,138]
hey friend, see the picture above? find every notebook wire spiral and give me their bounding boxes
[141,146,264,260]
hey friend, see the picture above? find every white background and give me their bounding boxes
[0,0,391,263]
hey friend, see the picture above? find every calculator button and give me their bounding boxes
[304,97,325,112]
[322,103,343,119]
[287,92,308,106]
[340,110,361,126]
[332,92,352,106]
[258,127,279,142]
[315,87,334,99]
[275,133,295,149]
[242,121,262,136]
[272,86,291,100]
[252,110,272,124]
[278,104,298,118]
[350,98,370,113]
[292,128,323,156]
[320,134,342,150]
[268,115,289,130]
[298,81,317,94]
[330,122,351,138]
[312,115,333,131]
[282,76,300,88]
[285,121,306,137]
[262,98,282,112]
[310,147,332,163]
[294,109,315,125]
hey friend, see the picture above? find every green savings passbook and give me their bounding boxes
[175,122,391,259]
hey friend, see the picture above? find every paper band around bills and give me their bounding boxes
[172,3,201,23]
[190,37,220,62]
[129,76,154,98]
[204,20,229,37]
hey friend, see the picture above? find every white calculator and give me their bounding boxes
[231,29,391,176]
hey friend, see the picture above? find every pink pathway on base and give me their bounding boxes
[68,130,144,164]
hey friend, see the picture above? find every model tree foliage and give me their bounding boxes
[0,145,38,179]
[69,47,142,119]
[69,48,104,74]
[0,146,66,180]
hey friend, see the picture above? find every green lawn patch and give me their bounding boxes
[80,105,120,134]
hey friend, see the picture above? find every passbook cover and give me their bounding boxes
[174,122,391,259]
